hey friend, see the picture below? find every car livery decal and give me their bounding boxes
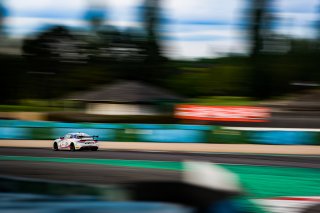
[254,196,320,213]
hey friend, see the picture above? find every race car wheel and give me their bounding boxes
[92,148,98,151]
[70,143,76,152]
[53,143,59,151]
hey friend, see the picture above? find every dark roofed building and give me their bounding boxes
[67,81,184,115]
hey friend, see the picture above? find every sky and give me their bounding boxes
[1,0,319,59]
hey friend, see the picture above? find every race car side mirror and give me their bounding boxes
[60,137,64,139]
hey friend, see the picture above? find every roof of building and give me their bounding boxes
[66,80,184,103]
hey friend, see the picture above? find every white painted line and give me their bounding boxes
[0,154,265,167]
[224,127,320,132]
[110,149,320,158]
[254,197,320,213]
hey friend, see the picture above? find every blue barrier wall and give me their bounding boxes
[0,127,29,139]
[0,120,318,145]
[140,129,206,143]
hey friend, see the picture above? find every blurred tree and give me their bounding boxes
[83,0,168,83]
[89,27,149,80]
[0,0,5,37]
[0,0,13,103]
[143,0,162,61]
[83,0,115,64]
[246,0,320,98]
[167,57,250,97]
[247,0,274,99]
[22,26,88,98]
[83,0,149,80]
[84,0,107,31]
[140,0,168,82]
[23,26,87,64]
[249,0,271,56]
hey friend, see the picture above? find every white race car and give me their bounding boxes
[53,132,99,151]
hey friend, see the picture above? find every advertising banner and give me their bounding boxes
[175,105,270,122]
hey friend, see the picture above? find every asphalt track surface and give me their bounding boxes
[0,147,319,184]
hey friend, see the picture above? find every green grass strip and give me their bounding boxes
[223,165,320,198]
[1,155,320,199]
[0,155,184,171]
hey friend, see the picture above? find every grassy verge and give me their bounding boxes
[190,96,261,106]
[0,105,63,112]
[1,155,319,199]
[0,99,76,112]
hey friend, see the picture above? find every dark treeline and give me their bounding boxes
[247,0,320,99]
[1,0,170,103]
[1,0,320,103]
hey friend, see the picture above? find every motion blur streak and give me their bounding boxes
[1,0,320,212]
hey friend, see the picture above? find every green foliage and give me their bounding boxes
[30,127,54,140]
[0,105,62,112]
[209,127,248,144]
[0,55,27,103]
[0,99,74,112]
[1,0,320,103]
[48,112,177,123]
[167,62,250,97]
[190,96,259,106]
